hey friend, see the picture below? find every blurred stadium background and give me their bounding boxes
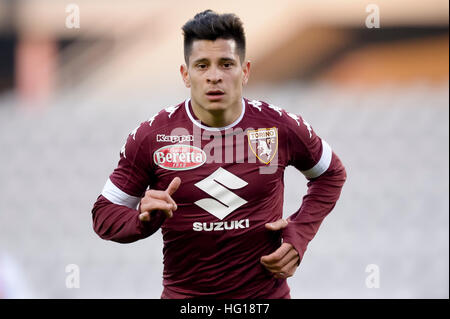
[0,0,448,298]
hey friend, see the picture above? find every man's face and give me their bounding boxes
[180,38,250,113]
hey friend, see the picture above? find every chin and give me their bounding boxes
[202,100,229,111]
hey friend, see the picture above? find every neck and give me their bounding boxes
[191,99,242,128]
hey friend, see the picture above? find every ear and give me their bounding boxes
[180,64,191,88]
[242,61,251,86]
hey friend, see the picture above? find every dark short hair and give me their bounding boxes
[182,10,246,64]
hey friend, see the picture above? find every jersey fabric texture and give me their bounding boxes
[92,98,346,299]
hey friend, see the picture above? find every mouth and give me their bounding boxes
[206,90,225,97]
[206,90,225,101]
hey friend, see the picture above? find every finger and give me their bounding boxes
[283,255,300,273]
[261,244,298,266]
[140,199,174,218]
[274,257,299,279]
[265,218,288,231]
[139,211,150,222]
[140,198,173,212]
[273,252,299,272]
[145,190,178,211]
[260,243,291,265]
[261,248,299,271]
[166,177,181,196]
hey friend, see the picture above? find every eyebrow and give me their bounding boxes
[192,57,236,64]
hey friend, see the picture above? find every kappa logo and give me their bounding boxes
[249,100,262,111]
[287,113,312,138]
[130,126,139,140]
[287,112,300,126]
[156,134,194,143]
[165,105,179,118]
[148,113,158,126]
[302,118,313,138]
[247,127,278,164]
[268,104,283,116]
[120,124,141,158]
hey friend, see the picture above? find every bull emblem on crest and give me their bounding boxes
[247,127,278,164]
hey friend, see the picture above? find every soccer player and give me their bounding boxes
[92,10,346,299]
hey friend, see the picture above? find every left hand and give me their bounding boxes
[260,218,300,279]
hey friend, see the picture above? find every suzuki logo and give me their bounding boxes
[194,168,248,220]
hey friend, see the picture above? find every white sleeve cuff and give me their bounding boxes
[101,178,141,209]
[301,139,332,179]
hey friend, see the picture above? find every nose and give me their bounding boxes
[206,66,222,84]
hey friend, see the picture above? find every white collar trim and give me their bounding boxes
[184,98,245,131]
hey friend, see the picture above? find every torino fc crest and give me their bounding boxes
[247,127,278,164]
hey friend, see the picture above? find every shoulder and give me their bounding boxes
[127,100,186,140]
[244,97,317,151]
[244,98,307,129]
[120,100,186,158]
[148,100,186,130]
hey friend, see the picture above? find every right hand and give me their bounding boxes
[138,177,181,222]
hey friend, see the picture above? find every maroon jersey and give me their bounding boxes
[92,98,346,298]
